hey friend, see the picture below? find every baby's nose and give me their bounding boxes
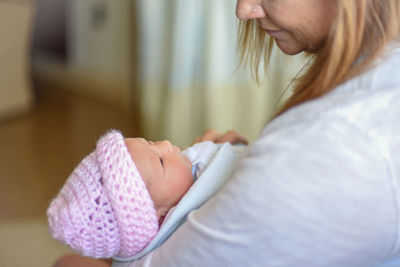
[158,140,173,151]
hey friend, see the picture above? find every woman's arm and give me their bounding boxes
[113,117,397,267]
[192,129,248,145]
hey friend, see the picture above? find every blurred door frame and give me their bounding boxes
[0,0,34,121]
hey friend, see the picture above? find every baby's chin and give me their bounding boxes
[176,172,194,203]
[183,154,192,167]
[182,156,194,178]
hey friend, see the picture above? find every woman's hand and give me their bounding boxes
[193,129,248,145]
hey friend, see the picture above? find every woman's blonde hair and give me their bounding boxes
[239,0,400,116]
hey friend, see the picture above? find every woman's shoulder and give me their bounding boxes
[258,80,400,174]
[264,42,400,144]
[271,41,400,123]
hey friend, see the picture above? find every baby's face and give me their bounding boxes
[124,138,193,218]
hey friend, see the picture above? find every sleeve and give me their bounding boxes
[112,117,398,267]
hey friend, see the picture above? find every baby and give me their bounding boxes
[47,130,234,260]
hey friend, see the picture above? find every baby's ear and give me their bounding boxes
[156,207,169,225]
[156,206,169,218]
[158,214,165,226]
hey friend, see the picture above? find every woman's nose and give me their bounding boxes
[236,0,265,20]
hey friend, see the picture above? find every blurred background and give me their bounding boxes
[0,0,304,266]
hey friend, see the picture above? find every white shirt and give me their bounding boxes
[113,44,400,267]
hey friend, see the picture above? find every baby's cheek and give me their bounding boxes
[177,171,193,197]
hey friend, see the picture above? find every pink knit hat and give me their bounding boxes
[47,130,159,259]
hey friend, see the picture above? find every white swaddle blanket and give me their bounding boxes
[113,142,242,262]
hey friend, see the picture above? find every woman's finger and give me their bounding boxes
[192,129,222,144]
[215,130,248,145]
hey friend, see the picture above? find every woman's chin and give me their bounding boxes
[275,39,304,55]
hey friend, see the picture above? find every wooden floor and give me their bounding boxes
[0,85,139,222]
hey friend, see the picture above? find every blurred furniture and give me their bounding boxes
[0,0,33,120]
[33,0,135,112]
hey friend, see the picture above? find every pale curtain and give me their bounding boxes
[135,0,304,147]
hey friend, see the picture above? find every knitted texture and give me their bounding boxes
[47,130,159,259]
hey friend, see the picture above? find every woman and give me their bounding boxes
[56,0,400,266]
